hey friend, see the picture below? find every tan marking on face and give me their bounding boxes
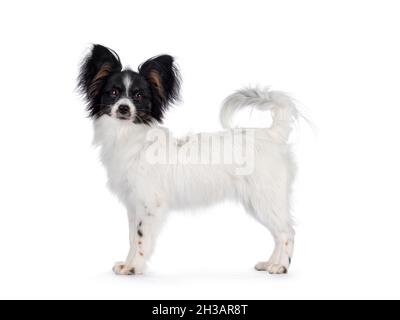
[89,63,112,97]
[148,70,165,98]
[139,252,144,256]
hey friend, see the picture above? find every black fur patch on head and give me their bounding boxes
[78,45,180,123]
[78,45,122,117]
[138,55,181,122]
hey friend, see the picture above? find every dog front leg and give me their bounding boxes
[113,203,165,275]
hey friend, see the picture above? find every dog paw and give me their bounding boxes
[112,262,143,276]
[255,261,271,271]
[255,262,288,274]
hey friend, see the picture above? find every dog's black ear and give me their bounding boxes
[138,55,180,122]
[78,45,122,115]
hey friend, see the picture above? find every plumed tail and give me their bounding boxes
[220,87,299,142]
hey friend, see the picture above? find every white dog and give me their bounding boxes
[78,45,298,275]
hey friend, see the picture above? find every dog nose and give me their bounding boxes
[118,104,130,115]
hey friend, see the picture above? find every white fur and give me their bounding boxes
[93,87,298,275]
[123,75,132,97]
[221,87,298,141]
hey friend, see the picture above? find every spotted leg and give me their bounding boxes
[113,202,165,275]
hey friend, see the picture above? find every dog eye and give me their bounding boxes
[134,92,143,101]
[110,88,119,97]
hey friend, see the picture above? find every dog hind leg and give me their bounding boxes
[245,192,294,274]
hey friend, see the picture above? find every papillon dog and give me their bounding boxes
[78,44,299,275]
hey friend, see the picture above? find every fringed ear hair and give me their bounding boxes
[78,44,122,117]
[139,55,181,122]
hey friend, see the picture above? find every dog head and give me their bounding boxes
[78,44,180,124]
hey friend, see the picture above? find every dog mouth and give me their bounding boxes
[116,111,133,121]
[116,115,131,120]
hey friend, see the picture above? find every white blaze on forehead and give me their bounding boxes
[123,75,132,97]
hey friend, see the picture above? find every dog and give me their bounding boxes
[78,44,299,275]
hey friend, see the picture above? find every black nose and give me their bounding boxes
[118,104,130,115]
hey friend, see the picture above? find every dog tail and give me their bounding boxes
[220,87,299,142]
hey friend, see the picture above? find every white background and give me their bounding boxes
[0,0,399,300]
